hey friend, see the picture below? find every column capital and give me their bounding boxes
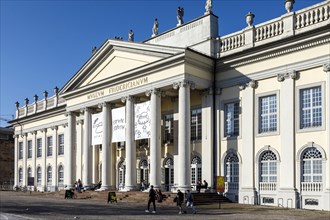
[76,119,84,125]
[51,126,58,131]
[62,123,68,128]
[65,111,79,117]
[173,80,195,90]
[40,128,47,133]
[239,79,257,90]
[216,87,222,95]
[145,88,163,97]
[200,87,213,96]
[21,133,28,138]
[80,107,93,114]
[121,95,137,103]
[277,70,297,82]
[13,134,19,139]
[30,130,37,135]
[323,63,330,73]
[98,102,114,109]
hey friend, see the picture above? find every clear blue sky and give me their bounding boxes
[0,0,322,127]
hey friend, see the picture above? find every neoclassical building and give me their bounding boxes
[10,0,330,211]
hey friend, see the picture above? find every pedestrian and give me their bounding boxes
[176,189,184,214]
[185,190,196,214]
[145,185,156,213]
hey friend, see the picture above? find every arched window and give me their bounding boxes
[47,166,52,185]
[191,155,202,186]
[37,167,42,186]
[164,157,174,191]
[260,150,277,182]
[58,165,64,185]
[225,153,239,183]
[18,168,23,184]
[302,147,322,182]
[139,159,149,184]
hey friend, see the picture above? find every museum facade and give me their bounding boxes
[10,0,330,211]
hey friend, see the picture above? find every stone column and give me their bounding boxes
[52,126,58,190]
[41,128,47,192]
[121,96,136,191]
[64,111,76,189]
[146,89,162,189]
[13,135,19,188]
[76,119,83,180]
[239,80,257,204]
[173,80,194,191]
[277,71,297,208]
[81,107,93,189]
[201,88,214,186]
[323,63,330,194]
[99,102,113,190]
[23,133,28,186]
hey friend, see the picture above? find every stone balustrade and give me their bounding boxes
[219,1,329,57]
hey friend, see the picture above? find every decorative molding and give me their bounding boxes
[145,88,162,97]
[323,63,330,72]
[40,128,47,133]
[200,87,213,96]
[65,111,79,117]
[277,70,297,82]
[51,126,58,131]
[239,80,257,90]
[98,102,113,109]
[121,95,137,103]
[229,38,330,68]
[173,80,195,90]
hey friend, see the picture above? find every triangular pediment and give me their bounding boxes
[61,40,184,95]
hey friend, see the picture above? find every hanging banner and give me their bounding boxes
[135,101,151,140]
[112,106,126,142]
[92,112,103,145]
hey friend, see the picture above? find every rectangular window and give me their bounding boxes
[300,86,322,129]
[47,136,53,156]
[259,95,277,133]
[27,140,32,158]
[18,142,23,159]
[224,102,239,137]
[164,114,174,143]
[37,138,42,158]
[58,134,64,155]
[191,108,202,141]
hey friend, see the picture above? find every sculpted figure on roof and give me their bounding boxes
[205,0,212,14]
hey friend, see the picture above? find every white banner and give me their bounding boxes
[112,106,126,142]
[92,112,103,145]
[135,101,151,140]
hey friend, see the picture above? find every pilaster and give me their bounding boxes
[239,80,257,205]
[201,88,214,187]
[52,126,58,190]
[41,128,47,192]
[323,63,330,193]
[22,133,28,186]
[277,70,298,208]
[13,135,19,188]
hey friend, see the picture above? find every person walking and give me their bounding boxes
[185,190,196,214]
[145,185,157,213]
[176,189,184,214]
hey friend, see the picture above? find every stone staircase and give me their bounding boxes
[48,190,232,206]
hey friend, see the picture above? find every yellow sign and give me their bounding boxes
[216,176,225,193]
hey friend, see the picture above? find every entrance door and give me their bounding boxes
[164,157,174,191]
[191,156,202,190]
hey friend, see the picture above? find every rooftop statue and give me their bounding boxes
[177,6,184,26]
[205,0,212,14]
[152,18,158,37]
[128,29,134,42]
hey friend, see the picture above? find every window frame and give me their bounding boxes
[47,136,53,157]
[222,99,241,139]
[58,134,64,156]
[296,82,325,133]
[18,142,23,160]
[191,107,202,142]
[27,140,32,159]
[37,138,42,158]
[255,91,280,137]
[163,113,174,144]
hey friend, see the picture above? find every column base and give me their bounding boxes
[99,185,115,191]
[124,185,137,191]
[177,185,192,192]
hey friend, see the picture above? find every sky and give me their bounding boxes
[0,0,323,127]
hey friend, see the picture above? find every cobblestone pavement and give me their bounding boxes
[0,191,329,220]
